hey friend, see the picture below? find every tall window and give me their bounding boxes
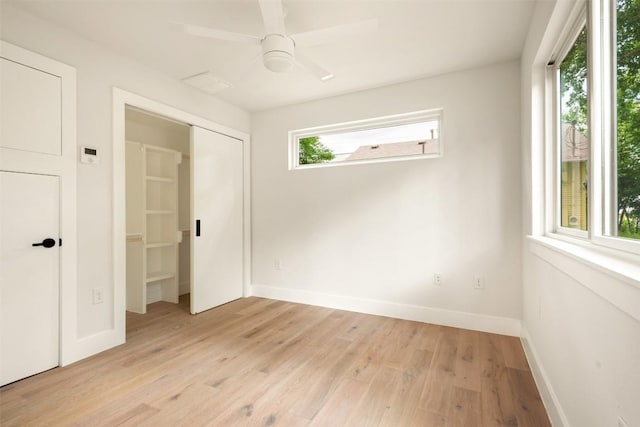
[559,26,589,232]
[549,0,639,252]
[613,0,640,240]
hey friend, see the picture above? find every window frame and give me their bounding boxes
[546,0,640,256]
[288,109,444,170]
[550,9,589,239]
[592,0,640,254]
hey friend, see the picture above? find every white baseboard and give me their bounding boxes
[520,326,570,427]
[179,281,190,296]
[250,284,521,337]
[61,328,124,366]
[146,283,162,304]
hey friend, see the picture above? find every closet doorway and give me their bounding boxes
[122,105,245,320]
[125,108,190,313]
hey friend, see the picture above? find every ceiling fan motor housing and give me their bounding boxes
[262,34,295,73]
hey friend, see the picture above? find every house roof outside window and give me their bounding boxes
[562,123,589,162]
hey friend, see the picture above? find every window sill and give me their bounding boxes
[527,235,640,322]
[292,152,442,170]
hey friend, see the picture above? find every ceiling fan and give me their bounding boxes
[182,0,378,82]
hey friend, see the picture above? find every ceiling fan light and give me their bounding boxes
[261,34,295,73]
[263,50,294,73]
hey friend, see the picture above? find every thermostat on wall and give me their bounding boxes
[80,146,98,164]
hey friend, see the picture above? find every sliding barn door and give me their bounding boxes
[190,126,243,314]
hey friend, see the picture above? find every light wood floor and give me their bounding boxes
[0,296,550,426]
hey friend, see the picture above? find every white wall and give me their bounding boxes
[521,1,640,426]
[251,61,522,334]
[521,247,640,427]
[125,119,189,154]
[0,4,249,348]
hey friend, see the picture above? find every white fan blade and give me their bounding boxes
[291,19,378,47]
[259,0,286,35]
[295,50,334,81]
[182,23,262,45]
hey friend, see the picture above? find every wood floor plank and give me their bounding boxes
[345,365,403,426]
[310,378,369,426]
[381,319,423,370]
[419,326,459,416]
[290,336,372,419]
[448,386,482,427]
[0,296,551,427]
[140,382,231,426]
[378,349,434,426]
[410,408,448,426]
[480,372,518,427]
[478,332,520,427]
[345,316,398,384]
[241,302,311,339]
[508,367,552,427]
[208,337,351,425]
[335,311,386,342]
[479,333,505,380]
[97,403,159,427]
[453,329,482,392]
[411,322,443,352]
[499,335,530,371]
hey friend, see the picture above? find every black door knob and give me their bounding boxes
[32,238,56,248]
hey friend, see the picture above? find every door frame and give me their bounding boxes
[0,41,77,367]
[112,88,251,337]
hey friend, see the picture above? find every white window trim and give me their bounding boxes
[549,7,589,239]
[544,0,640,257]
[592,0,640,255]
[527,0,640,328]
[289,109,443,170]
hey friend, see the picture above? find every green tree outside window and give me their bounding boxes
[298,136,335,165]
[561,0,640,238]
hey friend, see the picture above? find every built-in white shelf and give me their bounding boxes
[126,233,143,243]
[146,242,174,249]
[126,140,181,314]
[146,272,175,283]
[146,175,175,183]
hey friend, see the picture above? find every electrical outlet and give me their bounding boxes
[93,287,105,305]
[274,259,282,271]
[618,416,629,427]
[473,276,485,290]
[433,273,443,285]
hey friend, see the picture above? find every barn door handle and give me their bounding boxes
[195,220,201,237]
[32,238,56,248]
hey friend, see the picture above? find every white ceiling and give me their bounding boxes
[9,0,536,112]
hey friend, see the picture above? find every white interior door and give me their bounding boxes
[1,171,60,386]
[190,127,243,314]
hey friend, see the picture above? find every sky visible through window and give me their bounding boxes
[320,120,439,157]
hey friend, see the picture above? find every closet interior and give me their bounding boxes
[125,107,191,314]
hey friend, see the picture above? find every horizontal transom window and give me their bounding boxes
[289,109,443,169]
